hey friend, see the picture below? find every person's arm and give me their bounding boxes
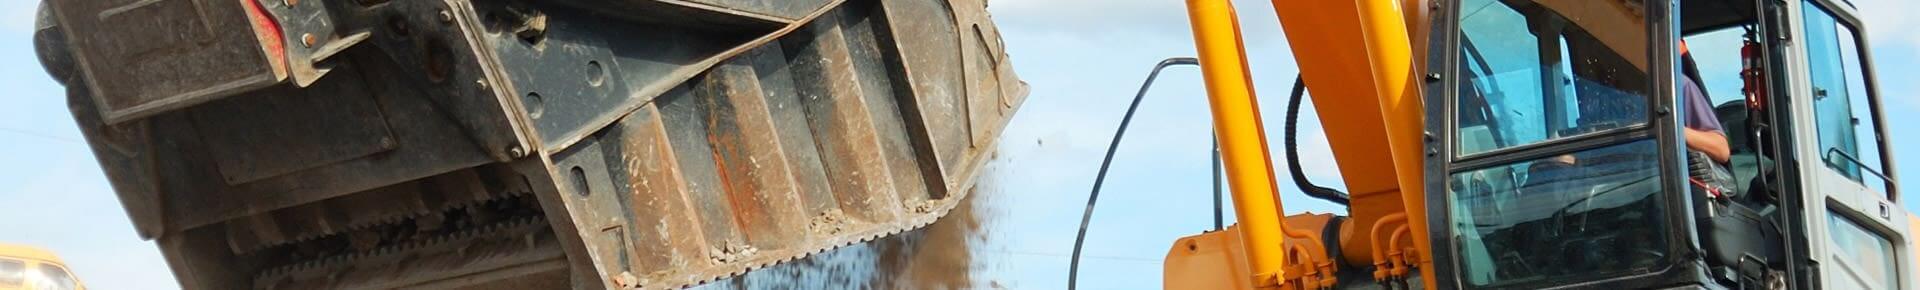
[1685,128,1730,163]
[1676,70,1729,164]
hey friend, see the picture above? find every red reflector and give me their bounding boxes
[240,0,288,76]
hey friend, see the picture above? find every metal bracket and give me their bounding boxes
[258,0,371,87]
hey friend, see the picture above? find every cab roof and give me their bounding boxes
[1682,0,1758,34]
[0,244,67,265]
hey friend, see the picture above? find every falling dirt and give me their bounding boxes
[866,188,986,290]
[704,155,1005,290]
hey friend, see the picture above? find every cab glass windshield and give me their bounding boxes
[1449,0,1671,288]
[28,264,76,290]
[0,259,21,287]
[1454,0,1652,156]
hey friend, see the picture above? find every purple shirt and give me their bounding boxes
[1681,77,1723,133]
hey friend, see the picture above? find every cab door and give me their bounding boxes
[1782,1,1911,289]
[1423,0,1703,289]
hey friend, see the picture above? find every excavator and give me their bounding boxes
[1157,0,1917,289]
[28,0,1918,289]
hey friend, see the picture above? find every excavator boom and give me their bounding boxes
[1173,0,1434,288]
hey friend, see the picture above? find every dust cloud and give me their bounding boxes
[704,174,1002,290]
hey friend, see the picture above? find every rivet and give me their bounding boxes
[387,17,411,36]
[507,145,527,158]
[301,33,316,48]
[437,9,454,24]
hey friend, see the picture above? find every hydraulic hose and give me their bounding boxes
[1213,137,1224,230]
[1283,75,1351,205]
[1066,66,1344,289]
[1067,57,1198,290]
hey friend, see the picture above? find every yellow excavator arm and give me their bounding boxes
[1170,0,1435,289]
[1168,0,1920,290]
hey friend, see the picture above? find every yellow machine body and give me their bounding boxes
[1170,0,1917,289]
[1164,227,1255,290]
[1179,0,1434,288]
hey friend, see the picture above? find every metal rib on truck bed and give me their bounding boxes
[43,0,1023,289]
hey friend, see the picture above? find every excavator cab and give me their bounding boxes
[1430,0,1684,287]
[1427,0,1910,289]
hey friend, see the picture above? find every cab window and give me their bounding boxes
[1801,1,1887,191]
[30,264,76,290]
[0,258,22,287]
[1680,28,1748,107]
[1455,0,1650,156]
[1448,0,1670,288]
[1828,213,1899,289]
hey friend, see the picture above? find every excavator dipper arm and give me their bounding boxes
[1170,0,1434,289]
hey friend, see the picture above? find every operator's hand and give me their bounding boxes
[1547,154,1577,165]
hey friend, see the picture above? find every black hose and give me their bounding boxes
[1213,136,1224,230]
[1284,75,1351,205]
[1068,57,1198,290]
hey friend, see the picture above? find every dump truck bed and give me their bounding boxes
[40,0,1023,289]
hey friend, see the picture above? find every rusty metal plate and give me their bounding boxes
[875,0,975,197]
[189,62,396,184]
[679,0,833,20]
[475,0,751,147]
[49,0,287,123]
[547,0,832,25]
[54,0,1025,289]
[150,51,501,232]
[528,1,1026,288]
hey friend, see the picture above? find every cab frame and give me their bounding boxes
[1422,0,1908,289]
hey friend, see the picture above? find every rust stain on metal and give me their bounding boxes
[698,63,809,251]
[785,12,907,224]
[51,0,1025,288]
[617,104,712,274]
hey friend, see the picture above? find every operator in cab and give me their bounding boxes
[1680,41,1736,192]
[1540,42,1732,168]
[1680,41,1730,164]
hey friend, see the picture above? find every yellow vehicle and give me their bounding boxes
[0,244,83,290]
[33,0,1916,288]
[1138,0,1917,289]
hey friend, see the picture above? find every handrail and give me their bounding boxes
[1825,148,1898,194]
[1065,57,1198,290]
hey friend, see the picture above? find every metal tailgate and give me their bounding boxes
[46,0,1025,289]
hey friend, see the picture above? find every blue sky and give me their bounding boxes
[1,0,1917,289]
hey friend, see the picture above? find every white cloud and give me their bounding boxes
[990,0,1287,46]
[6,1,38,34]
[991,0,1184,32]
[1855,0,1920,48]
[1844,0,1920,111]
